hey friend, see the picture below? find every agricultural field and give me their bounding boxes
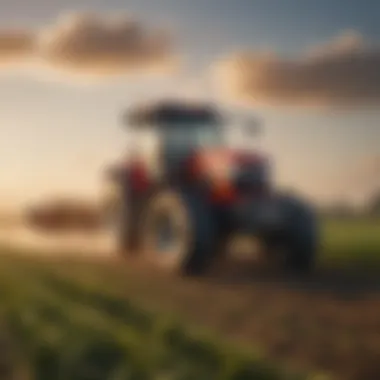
[0,217,379,380]
[0,254,316,380]
[320,217,380,271]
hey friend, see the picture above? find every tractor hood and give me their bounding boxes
[194,148,270,186]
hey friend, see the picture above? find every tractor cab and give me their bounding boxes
[124,101,226,177]
[121,100,267,189]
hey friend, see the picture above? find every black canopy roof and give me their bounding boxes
[124,100,224,127]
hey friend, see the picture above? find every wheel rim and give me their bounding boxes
[155,213,180,253]
[143,195,191,267]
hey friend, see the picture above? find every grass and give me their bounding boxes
[0,256,318,380]
[320,217,380,271]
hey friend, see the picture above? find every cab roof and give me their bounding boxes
[125,100,223,127]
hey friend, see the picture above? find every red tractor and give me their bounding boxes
[105,100,319,276]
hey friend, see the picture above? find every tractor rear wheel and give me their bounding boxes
[280,194,319,275]
[139,189,217,276]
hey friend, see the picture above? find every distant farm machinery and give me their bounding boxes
[26,199,104,234]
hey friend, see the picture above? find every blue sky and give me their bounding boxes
[1,0,379,208]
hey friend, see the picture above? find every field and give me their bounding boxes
[0,255,316,380]
[320,217,380,271]
[0,217,379,380]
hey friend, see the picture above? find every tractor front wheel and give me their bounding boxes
[139,189,217,276]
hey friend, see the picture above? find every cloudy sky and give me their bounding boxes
[0,0,379,209]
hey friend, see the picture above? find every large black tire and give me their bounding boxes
[278,193,319,275]
[139,189,217,276]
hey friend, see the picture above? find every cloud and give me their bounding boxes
[0,12,176,77]
[214,31,380,107]
[0,30,35,64]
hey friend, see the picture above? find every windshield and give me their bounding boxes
[163,124,225,149]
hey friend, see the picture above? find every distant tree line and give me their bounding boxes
[320,189,380,219]
[367,189,380,217]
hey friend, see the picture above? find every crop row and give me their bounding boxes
[0,259,321,380]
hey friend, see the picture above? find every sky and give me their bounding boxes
[0,0,379,210]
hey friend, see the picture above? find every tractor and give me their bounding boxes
[104,100,319,276]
